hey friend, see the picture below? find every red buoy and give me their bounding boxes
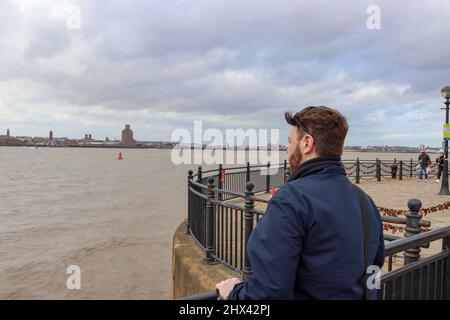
[270,186,276,197]
[118,152,123,160]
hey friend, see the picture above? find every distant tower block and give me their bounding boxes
[6,128,10,137]
[121,124,136,147]
[49,131,53,140]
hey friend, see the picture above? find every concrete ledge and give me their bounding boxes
[172,219,239,299]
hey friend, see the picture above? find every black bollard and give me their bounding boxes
[399,161,403,180]
[404,199,423,265]
[410,158,413,178]
[376,159,381,181]
[266,161,271,193]
[356,158,360,184]
[246,162,250,183]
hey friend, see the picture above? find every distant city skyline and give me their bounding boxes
[0,126,444,149]
[0,1,449,147]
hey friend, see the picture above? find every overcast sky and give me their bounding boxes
[0,0,449,146]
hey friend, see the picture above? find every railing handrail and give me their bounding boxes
[188,186,208,199]
[190,180,209,190]
[177,290,219,300]
[214,188,246,198]
[384,226,450,256]
[251,195,270,203]
[381,215,431,227]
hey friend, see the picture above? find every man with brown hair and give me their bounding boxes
[216,106,384,300]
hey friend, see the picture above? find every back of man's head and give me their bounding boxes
[285,106,349,157]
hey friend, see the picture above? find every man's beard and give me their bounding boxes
[288,151,302,175]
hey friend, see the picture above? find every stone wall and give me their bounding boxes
[172,220,239,299]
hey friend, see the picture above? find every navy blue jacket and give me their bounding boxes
[229,156,384,300]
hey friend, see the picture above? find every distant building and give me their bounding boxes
[16,136,33,143]
[121,124,136,147]
[49,131,53,140]
[83,133,94,142]
[0,129,26,146]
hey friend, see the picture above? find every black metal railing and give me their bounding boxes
[342,158,440,183]
[382,199,432,272]
[379,226,450,300]
[187,159,438,272]
[188,161,287,274]
[183,159,449,300]
[180,225,450,300]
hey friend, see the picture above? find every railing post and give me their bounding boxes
[374,158,378,180]
[218,164,223,201]
[246,162,250,183]
[410,158,413,178]
[243,182,255,279]
[284,167,290,184]
[195,166,203,240]
[399,160,403,181]
[266,161,271,193]
[356,158,360,184]
[203,177,218,265]
[284,159,290,183]
[376,158,381,181]
[197,166,203,184]
[404,199,423,265]
[186,170,193,235]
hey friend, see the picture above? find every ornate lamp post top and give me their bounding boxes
[441,86,450,100]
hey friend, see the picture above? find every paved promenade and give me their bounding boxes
[358,177,450,229]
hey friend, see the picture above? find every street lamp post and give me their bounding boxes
[439,86,450,195]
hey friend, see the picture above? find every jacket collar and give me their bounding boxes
[287,155,346,183]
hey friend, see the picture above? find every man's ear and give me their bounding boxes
[303,135,315,154]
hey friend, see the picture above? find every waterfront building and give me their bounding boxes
[121,124,137,148]
[0,129,26,146]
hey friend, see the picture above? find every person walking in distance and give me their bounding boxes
[436,149,445,183]
[417,149,431,182]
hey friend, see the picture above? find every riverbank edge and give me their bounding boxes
[172,219,238,299]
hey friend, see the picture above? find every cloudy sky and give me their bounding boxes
[0,0,449,146]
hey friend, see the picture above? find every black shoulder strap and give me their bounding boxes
[353,185,370,300]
